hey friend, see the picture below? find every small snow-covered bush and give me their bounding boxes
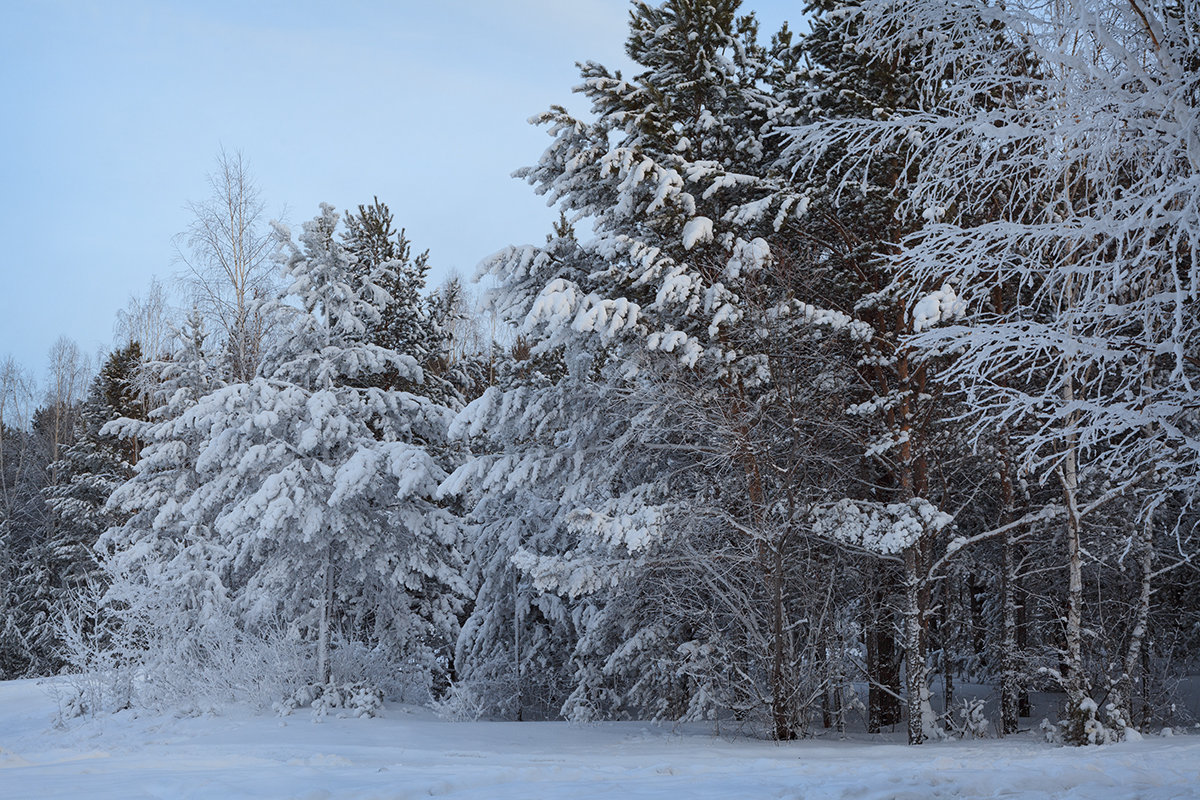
[51,582,137,722]
[1102,703,1144,742]
[53,579,315,716]
[949,698,990,739]
[1060,696,1117,746]
[430,681,491,721]
[327,637,434,705]
[275,682,383,721]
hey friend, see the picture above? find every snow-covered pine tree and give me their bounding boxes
[340,198,467,409]
[341,198,429,360]
[97,311,237,706]
[260,203,467,690]
[0,359,45,678]
[101,206,468,704]
[439,323,601,720]
[449,0,878,737]
[40,342,145,665]
[426,277,492,405]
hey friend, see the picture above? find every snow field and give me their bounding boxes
[1,679,1198,799]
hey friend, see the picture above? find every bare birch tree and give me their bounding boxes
[176,149,277,382]
[113,277,173,363]
[42,337,91,483]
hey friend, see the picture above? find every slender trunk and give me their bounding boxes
[1056,263,1092,745]
[317,548,332,685]
[514,570,523,721]
[943,662,954,728]
[866,604,880,734]
[880,617,902,728]
[1060,445,1084,707]
[833,676,846,736]
[823,615,845,734]
[903,544,932,744]
[770,536,794,740]
[1058,432,1096,746]
[999,423,1020,734]
[1114,519,1153,731]
[1140,635,1152,729]
[942,571,956,725]
[1017,584,1032,718]
[822,621,832,731]
[1001,526,1021,734]
[894,335,933,745]
[1115,326,1159,733]
[867,576,902,732]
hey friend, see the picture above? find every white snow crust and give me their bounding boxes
[2,678,1198,799]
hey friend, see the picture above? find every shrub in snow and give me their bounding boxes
[430,681,491,722]
[57,576,315,716]
[1040,717,1060,744]
[1061,696,1118,746]
[950,698,990,740]
[275,681,384,721]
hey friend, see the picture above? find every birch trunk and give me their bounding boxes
[1060,443,1085,707]
[903,544,932,745]
[999,423,1020,734]
[1000,525,1021,734]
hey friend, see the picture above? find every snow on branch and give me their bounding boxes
[811,497,953,556]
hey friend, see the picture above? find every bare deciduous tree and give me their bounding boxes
[0,356,35,513]
[43,337,91,482]
[113,277,173,363]
[176,149,278,382]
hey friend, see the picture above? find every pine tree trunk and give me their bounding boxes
[867,577,902,733]
[769,537,794,740]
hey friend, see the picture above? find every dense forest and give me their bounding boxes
[2,0,1198,747]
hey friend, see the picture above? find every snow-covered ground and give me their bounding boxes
[1,679,1198,799]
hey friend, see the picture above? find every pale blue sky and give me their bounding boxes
[0,0,798,383]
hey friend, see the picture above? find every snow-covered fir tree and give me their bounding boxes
[447,0,879,737]
[38,343,145,668]
[100,205,468,702]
